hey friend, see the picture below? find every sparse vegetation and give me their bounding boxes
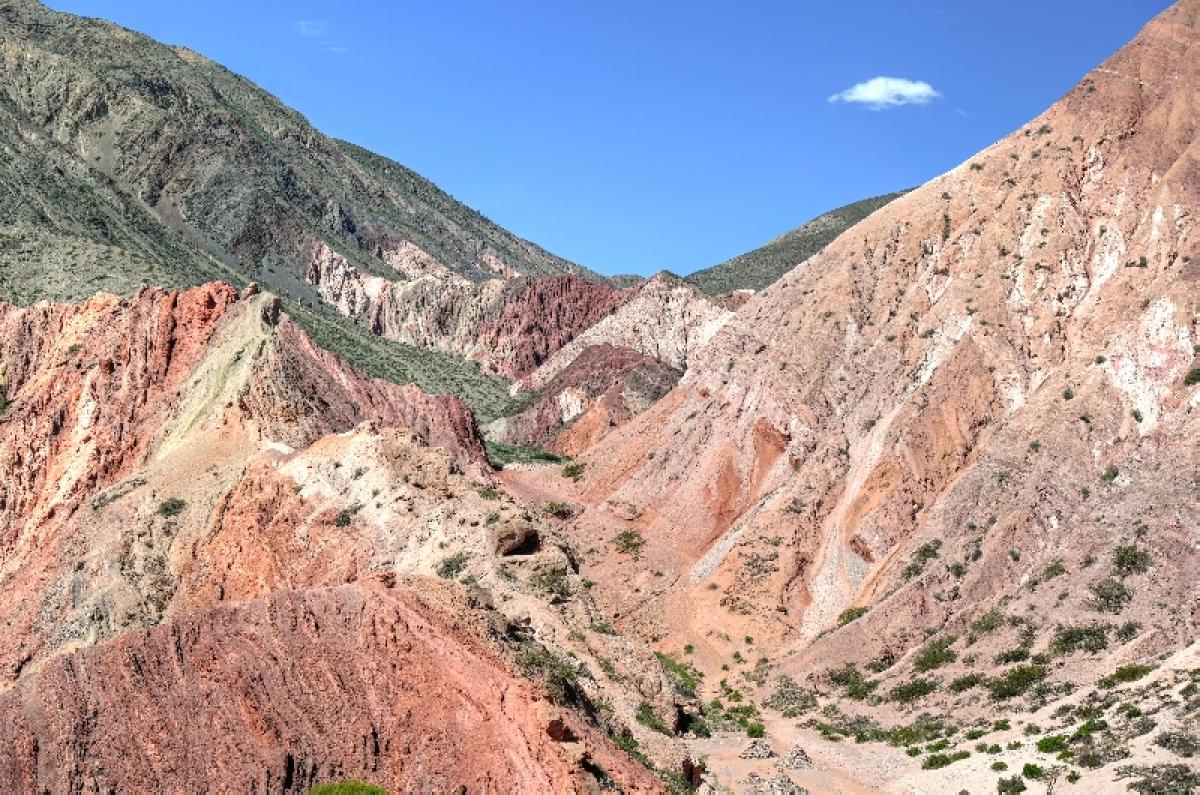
[764,675,817,717]
[1088,578,1132,613]
[1111,544,1151,576]
[435,551,470,579]
[837,606,869,626]
[485,441,565,468]
[1097,664,1153,688]
[561,461,586,482]
[987,665,1046,700]
[615,529,645,555]
[156,497,186,518]
[334,502,363,527]
[530,567,571,598]
[656,652,703,699]
[308,782,388,795]
[889,677,939,704]
[635,702,671,734]
[828,663,878,700]
[914,636,957,672]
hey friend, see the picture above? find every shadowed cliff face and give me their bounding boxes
[531,0,1199,718]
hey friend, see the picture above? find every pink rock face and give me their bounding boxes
[473,275,632,379]
[0,581,661,793]
[531,0,1200,693]
[496,343,681,454]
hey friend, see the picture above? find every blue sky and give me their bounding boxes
[50,1,1171,276]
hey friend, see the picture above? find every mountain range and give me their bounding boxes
[0,0,1197,793]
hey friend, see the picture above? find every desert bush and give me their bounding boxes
[987,665,1047,700]
[827,663,877,700]
[157,497,187,518]
[889,677,939,704]
[435,551,470,579]
[838,606,869,625]
[1088,578,1132,613]
[1111,544,1151,576]
[914,636,957,672]
[1050,623,1110,655]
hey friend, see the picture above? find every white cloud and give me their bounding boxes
[322,44,350,54]
[828,76,941,110]
[294,19,327,37]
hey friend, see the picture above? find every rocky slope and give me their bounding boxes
[0,282,701,791]
[0,581,661,793]
[685,191,909,297]
[505,1,1200,790]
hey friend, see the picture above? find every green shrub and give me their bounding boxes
[1022,763,1045,780]
[1088,578,1132,613]
[763,675,817,717]
[1099,465,1119,483]
[838,605,869,625]
[922,750,969,770]
[1186,368,1200,386]
[997,775,1026,792]
[435,551,470,579]
[828,663,877,700]
[1051,624,1110,655]
[987,665,1047,700]
[1112,544,1151,576]
[1115,621,1141,643]
[635,701,671,734]
[656,652,703,699]
[914,636,958,672]
[545,501,575,519]
[334,502,363,527]
[157,497,187,517]
[1098,664,1153,688]
[615,529,644,555]
[561,461,586,481]
[485,440,564,467]
[950,673,985,693]
[1035,734,1069,753]
[530,567,571,598]
[889,677,939,704]
[309,782,388,795]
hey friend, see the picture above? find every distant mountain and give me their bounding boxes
[0,0,602,419]
[685,191,909,295]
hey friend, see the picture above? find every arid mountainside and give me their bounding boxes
[0,283,699,791]
[502,1,1200,790]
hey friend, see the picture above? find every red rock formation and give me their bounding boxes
[473,275,631,378]
[493,344,681,454]
[0,581,661,793]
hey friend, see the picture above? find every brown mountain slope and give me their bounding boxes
[507,2,1199,788]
